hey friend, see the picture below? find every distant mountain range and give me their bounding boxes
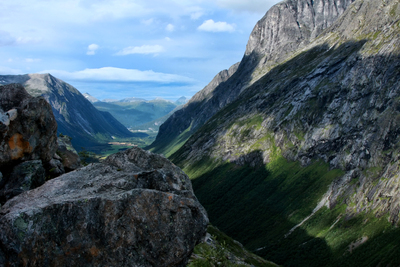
[83,93,187,131]
[0,74,144,151]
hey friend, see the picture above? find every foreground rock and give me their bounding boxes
[56,135,81,172]
[0,83,58,166]
[0,146,208,266]
[0,84,58,203]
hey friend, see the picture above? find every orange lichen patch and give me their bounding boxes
[65,246,82,256]
[168,194,173,201]
[8,133,32,160]
[89,246,100,257]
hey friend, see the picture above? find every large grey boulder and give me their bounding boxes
[0,146,208,266]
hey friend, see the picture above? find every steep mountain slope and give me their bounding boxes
[83,92,99,103]
[171,0,400,266]
[0,74,142,150]
[149,0,355,156]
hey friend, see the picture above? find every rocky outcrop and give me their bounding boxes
[56,135,81,172]
[150,0,355,156]
[0,83,58,203]
[245,0,356,64]
[0,83,58,166]
[0,160,46,203]
[0,146,208,266]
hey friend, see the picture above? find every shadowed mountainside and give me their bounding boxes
[169,0,400,265]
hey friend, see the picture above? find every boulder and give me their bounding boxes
[0,146,209,267]
[0,83,58,167]
[0,160,45,203]
[45,158,65,179]
[56,135,81,172]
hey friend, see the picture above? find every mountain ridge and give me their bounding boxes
[148,0,356,156]
[166,0,400,265]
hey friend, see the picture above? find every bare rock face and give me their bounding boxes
[56,135,81,172]
[150,0,355,156]
[245,0,356,64]
[0,83,58,166]
[0,146,209,267]
[0,160,46,203]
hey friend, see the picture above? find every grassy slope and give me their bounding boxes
[177,148,400,266]
[190,225,278,267]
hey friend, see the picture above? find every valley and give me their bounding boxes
[1,0,399,266]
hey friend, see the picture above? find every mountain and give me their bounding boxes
[130,105,184,132]
[175,96,188,105]
[83,92,99,103]
[148,0,356,156]
[0,74,143,151]
[155,0,400,266]
[93,97,180,130]
[147,62,240,156]
[119,97,147,103]
[102,98,119,103]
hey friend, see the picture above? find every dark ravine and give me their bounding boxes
[149,0,355,156]
[0,74,143,151]
[163,0,400,265]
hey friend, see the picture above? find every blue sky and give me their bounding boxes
[0,0,280,101]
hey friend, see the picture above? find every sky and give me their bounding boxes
[0,0,280,101]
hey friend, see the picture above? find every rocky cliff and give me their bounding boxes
[168,0,400,265]
[0,146,208,266]
[0,74,142,150]
[149,0,355,156]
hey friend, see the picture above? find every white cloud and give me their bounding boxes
[0,66,22,75]
[25,58,41,63]
[166,24,175,32]
[0,31,16,46]
[190,11,204,20]
[141,18,154,25]
[115,45,164,56]
[41,67,194,83]
[87,44,99,55]
[215,0,276,14]
[0,31,42,46]
[198,19,235,32]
